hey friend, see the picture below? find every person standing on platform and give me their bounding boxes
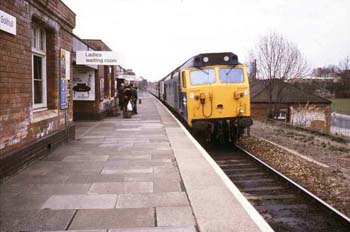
[123,84,133,118]
[117,83,125,111]
[124,84,132,110]
[130,82,138,114]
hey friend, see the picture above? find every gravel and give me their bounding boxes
[238,120,350,217]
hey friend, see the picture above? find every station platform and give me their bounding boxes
[0,92,272,232]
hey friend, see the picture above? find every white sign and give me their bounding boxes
[0,10,16,35]
[76,51,118,65]
[73,70,95,101]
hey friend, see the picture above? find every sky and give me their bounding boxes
[62,0,350,81]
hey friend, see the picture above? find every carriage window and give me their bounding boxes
[219,68,244,83]
[190,69,215,85]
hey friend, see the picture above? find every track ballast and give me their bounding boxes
[203,143,350,231]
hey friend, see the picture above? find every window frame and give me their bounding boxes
[31,24,47,110]
[218,68,244,83]
[189,68,216,86]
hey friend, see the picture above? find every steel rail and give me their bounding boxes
[235,144,350,226]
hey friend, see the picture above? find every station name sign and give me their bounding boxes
[76,51,118,65]
[0,10,16,35]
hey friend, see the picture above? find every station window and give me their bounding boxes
[32,24,47,109]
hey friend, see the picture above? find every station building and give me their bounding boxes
[72,37,118,120]
[250,80,332,132]
[0,0,76,178]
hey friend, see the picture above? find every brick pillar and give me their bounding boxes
[46,28,59,109]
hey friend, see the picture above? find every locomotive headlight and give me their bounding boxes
[224,56,229,61]
[244,89,249,96]
[203,57,209,63]
[239,108,244,113]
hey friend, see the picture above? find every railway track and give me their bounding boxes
[155,94,350,231]
[203,143,350,232]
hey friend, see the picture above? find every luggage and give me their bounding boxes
[123,110,132,118]
[127,101,133,111]
[123,101,133,118]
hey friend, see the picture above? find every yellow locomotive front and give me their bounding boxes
[179,53,252,143]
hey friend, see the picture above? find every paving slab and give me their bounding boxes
[101,167,153,175]
[44,230,106,232]
[66,174,124,184]
[89,182,153,194]
[8,173,70,184]
[27,183,92,195]
[123,172,181,182]
[156,207,195,227]
[116,192,189,208]
[108,154,152,160]
[43,230,106,232]
[41,194,118,209]
[153,166,178,174]
[128,161,174,168]
[69,208,154,230]
[153,180,182,193]
[0,183,32,195]
[0,193,51,211]
[109,226,196,232]
[0,209,75,231]
[63,155,110,162]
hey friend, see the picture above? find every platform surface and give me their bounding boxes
[0,92,271,232]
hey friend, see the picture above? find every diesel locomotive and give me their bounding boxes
[150,52,253,143]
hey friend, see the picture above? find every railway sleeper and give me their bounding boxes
[241,186,285,192]
[226,172,266,177]
[233,178,275,184]
[245,193,296,201]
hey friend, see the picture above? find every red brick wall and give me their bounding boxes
[0,0,75,156]
[251,103,272,121]
[251,103,331,132]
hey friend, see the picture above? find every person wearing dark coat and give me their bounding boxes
[117,83,125,111]
[130,82,138,114]
[123,85,132,111]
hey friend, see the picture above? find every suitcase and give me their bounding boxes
[123,110,132,118]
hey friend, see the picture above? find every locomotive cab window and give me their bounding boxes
[219,68,244,83]
[181,71,186,88]
[190,69,216,86]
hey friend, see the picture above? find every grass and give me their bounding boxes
[329,98,350,115]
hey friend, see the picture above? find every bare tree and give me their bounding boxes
[339,56,350,71]
[337,56,350,97]
[250,32,310,118]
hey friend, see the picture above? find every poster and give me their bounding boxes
[60,49,71,109]
[60,49,70,80]
[60,79,67,109]
[73,70,95,101]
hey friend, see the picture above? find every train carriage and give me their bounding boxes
[155,52,253,143]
